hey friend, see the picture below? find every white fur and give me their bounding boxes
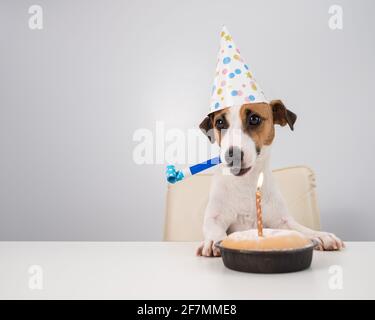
[219,105,256,169]
[197,106,344,257]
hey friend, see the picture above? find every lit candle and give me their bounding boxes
[256,172,264,237]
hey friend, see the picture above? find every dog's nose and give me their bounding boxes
[225,146,244,167]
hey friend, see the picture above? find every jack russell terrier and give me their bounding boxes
[197,100,344,257]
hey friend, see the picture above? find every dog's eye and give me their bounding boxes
[215,118,226,130]
[248,113,261,126]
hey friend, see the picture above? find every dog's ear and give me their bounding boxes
[270,100,297,131]
[199,115,215,143]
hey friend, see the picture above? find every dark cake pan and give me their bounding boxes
[215,240,317,274]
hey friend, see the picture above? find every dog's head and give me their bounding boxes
[199,100,296,176]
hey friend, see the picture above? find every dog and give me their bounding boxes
[196,100,344,257]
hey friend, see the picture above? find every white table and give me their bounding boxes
[0,242,374,299]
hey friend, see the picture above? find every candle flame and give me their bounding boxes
[257,172,264,189]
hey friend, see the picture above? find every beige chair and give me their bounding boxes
[164,166,321,241]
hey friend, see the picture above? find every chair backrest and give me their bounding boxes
[164,166,321,241]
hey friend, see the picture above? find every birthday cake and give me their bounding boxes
[221,229,311,251]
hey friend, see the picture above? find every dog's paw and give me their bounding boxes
[196,240,221,257]
[311,232,345,251]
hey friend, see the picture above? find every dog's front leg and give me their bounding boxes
[196,211,232,257]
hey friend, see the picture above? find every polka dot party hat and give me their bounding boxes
[209,26,268,114]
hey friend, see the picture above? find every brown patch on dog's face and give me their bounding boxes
[199,107,230,145]
[200,101,297,177]
[211,108,230,146]
[200,101,296,153]
[239,101,297,153]
[240,103,275,153]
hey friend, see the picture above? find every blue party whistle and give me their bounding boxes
[166,156,221,184]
